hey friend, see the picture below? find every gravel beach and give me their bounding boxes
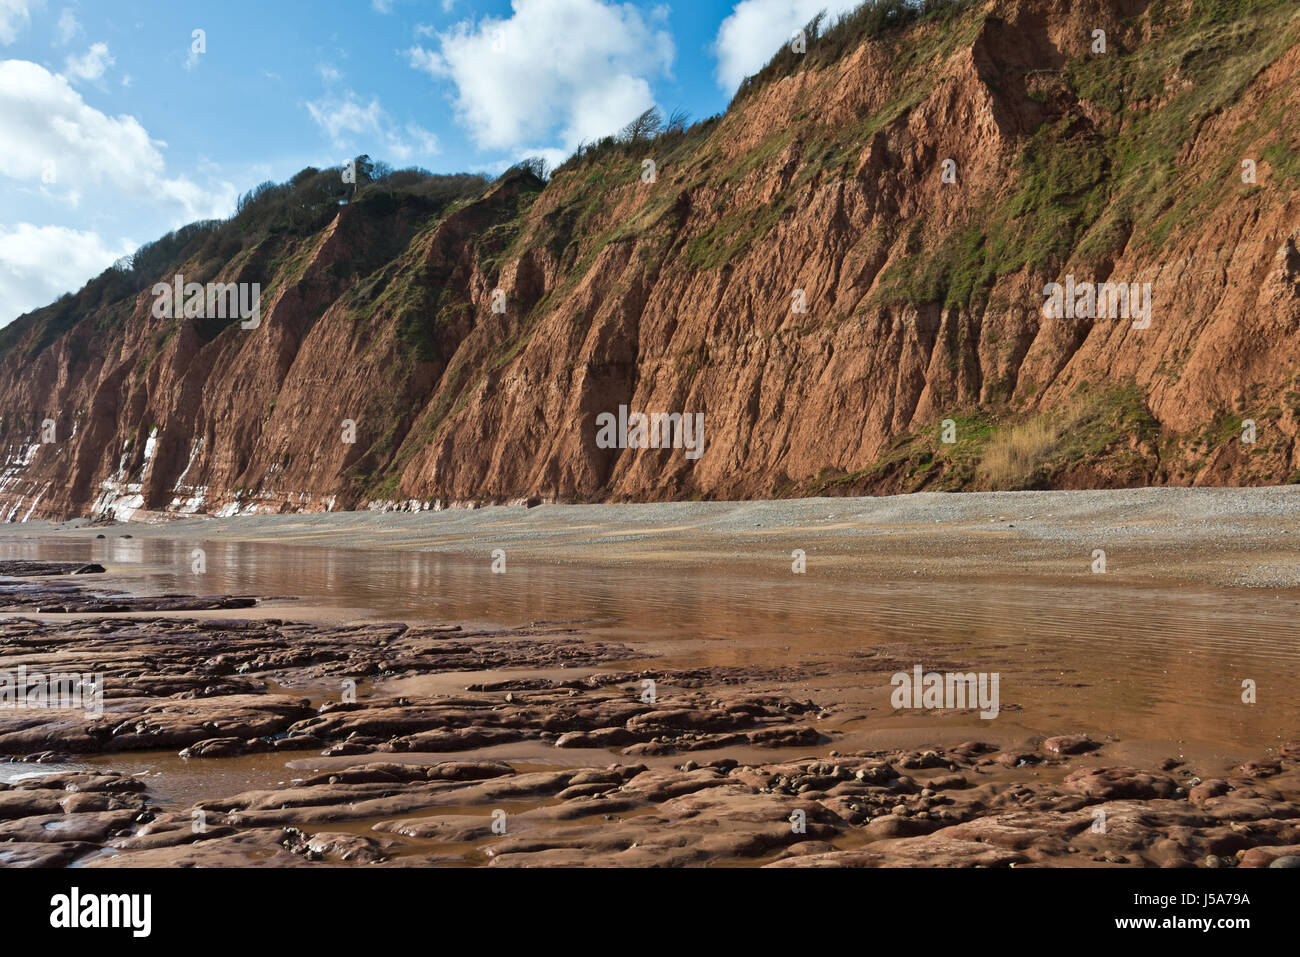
[11,486,1300,589]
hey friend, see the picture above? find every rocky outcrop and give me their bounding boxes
[5,606,1299,868]
[3,0,1300,520]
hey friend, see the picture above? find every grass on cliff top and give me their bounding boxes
[730,0,974,106]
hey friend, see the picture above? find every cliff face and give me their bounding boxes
[4,0,1300,522]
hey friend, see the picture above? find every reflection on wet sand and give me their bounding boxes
[1,529,1298,867]
[13,535,1295,755]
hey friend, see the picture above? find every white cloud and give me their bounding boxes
[714,0,859,93]
[407,0,674,153]
[306,89,439,163]
[0,0,42,45]
[64,41,114,82]
[54,7,80,45]
[318,62,341,83]
[0,223,133,325]
[0,59,234,221]
[307,90,383,143]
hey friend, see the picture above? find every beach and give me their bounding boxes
[1,487,1298,867]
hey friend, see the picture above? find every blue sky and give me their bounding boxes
[0,0,862,327]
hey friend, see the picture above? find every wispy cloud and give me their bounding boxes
[306,89,439,163]
[54,7,80,45]
[0,0,43,45]
[64,41,114,83]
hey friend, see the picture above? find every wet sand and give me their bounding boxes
[1,488,1298,866]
